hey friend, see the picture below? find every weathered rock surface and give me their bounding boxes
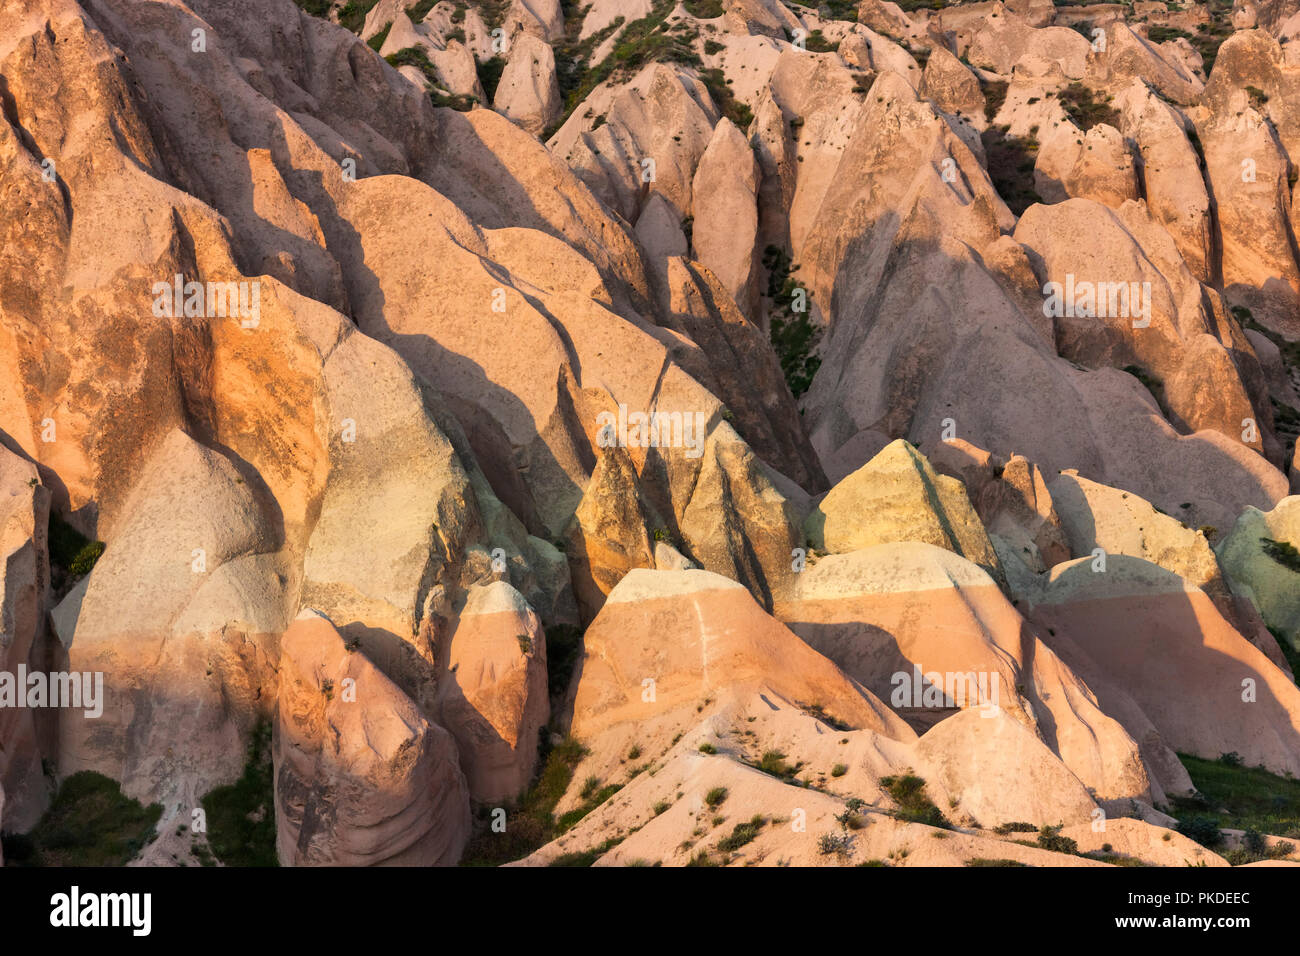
[805,441,1002,582]
[274,610,470,866]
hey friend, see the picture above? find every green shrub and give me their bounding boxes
[48,512,105,582]
[716,815,766,852]
[1177,814,1225,849]
[1036,824,1079,855]
[753,750,799,780]
[881,773,950,828]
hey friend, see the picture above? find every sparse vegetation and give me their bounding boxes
[1171,753,1300,841]
[48,511,105,592]
[881,773,949,828]
[802,702,851,731]
[544,623,583,700]
[477,55,507,101]
[201,720,278,867]
[367,23,392,51]
[700,68,755,130]
[338,0,381,34]
[716,814,766,852]
[763,246,822,397]
[1035,823,1079,855]
[817,830,855,860]
[1261,538,1300,573]
[982,80,1008,124]
[981,127,1041,216]
[387,46,478,111]
[4,771,161,867]
[461,735,592,865]
[292,0,333,17]
[751,750,800,781]
[1055,82,1121,131]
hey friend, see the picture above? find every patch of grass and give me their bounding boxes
[763,246,822,397]
[293,0,333,16]
[1261,538,1300,573]
[966,857,1029,866]
[200,720,278,867]
[700,68,754,130]
[548,836,623,867]
[5,772,161,866]
[831,763,848,778]
[406,0,439,22]
[804,30,839,53]
[705,786,728,807]
[698,742,717,755]
[544,623,583,700]
[684,0,725,15]
[476,55,507,101]
[367,22,392,51]
[881,773,950,828]
[1172,753,1300,840]
[460,735,589,866]
[1056,82,1120,131]
[802,702,851,731]
[339,0,381,34]
[982,80,1008,124]
[387,46,478,111]
[981,127,1041,216]
[1148,25,1192,42]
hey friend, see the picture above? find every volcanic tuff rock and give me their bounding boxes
[0,443,50,830]
[805,441,1003,582]
[274,611,470,866]
[5,0,1300,867]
